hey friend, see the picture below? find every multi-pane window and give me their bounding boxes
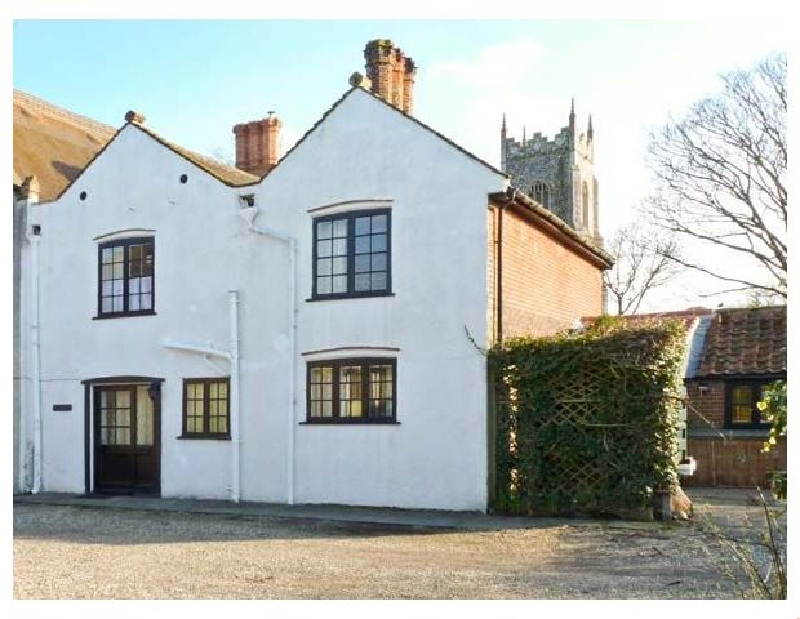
[182,378,230,438]
[307,359,396,423]
[312,210,391,299]
[100,389,132,446]
[97,386,154,446]
[725,381,772,428]
[98,237,154,317]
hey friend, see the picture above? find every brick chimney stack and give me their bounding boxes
[364,39,417,114]
[232,113,282,177]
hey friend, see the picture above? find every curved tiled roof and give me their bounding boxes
[695,305,787,377]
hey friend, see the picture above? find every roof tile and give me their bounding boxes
[696,305,787,377]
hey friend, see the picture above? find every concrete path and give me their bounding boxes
[14,492,590,532]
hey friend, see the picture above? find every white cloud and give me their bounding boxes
[427,39,545,90]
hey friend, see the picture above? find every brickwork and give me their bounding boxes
[232,116,282,177]
[685,380,726,429]
[364,39,416,114]
[487,206,605,342]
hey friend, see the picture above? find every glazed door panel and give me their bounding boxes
[94,384,159,494]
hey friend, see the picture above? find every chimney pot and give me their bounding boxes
[349,72,372,89]
[125,110,146,124]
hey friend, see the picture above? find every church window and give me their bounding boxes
[532,182,549,208]
[581,181,589,229]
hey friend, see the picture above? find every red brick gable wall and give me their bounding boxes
[487,206,604,341]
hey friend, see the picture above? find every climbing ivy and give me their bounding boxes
[489,317,687,518]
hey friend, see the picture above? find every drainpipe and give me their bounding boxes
[163,327,240,502]
[229,290,241,503]
[238,205,298,504]
[28,228,42,494]
[497,203,504,344]
[286,239,297,505]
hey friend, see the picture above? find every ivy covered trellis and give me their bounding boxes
[488,317,688,518]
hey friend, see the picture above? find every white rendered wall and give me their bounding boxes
[252,89,506,510]
[29,125,293,500]
[28,89,507,510]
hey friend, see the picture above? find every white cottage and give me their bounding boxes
[19,41,611,510]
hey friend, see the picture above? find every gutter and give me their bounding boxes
[238,204,298,505]
[489,187,614,270]
[496,192,509,344]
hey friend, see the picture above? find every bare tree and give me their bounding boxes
[604,220,682,315]
[643,53,786,299]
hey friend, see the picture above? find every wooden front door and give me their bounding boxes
[94,383,160,494]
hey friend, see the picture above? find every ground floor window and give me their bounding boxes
[182,378,230,438]
[306,358,396,423]
[725,379,774,428]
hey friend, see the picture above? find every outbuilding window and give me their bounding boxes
[306,359,396,423]
[181,378,231,439]
[312,210,391,299]
[724,380,773,428]
[97,237,154,318]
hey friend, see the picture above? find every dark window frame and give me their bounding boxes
[180,377,231,439]
[724,378,774,429]
[96,236,156,319]
[305,358,397,424]
[311,209,392,300]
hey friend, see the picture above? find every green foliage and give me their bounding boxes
[757,380,786,499]
[489,318,687,517]
[758,380,786,452]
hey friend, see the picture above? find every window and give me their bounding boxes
[312,210,391,299]
[581,181,589,228]
[98,237,154,317]
[181,378,230,438]
[725,380,772,428]
[306,359,396,423]
[531,181,549,208]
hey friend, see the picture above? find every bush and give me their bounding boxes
[489,317,687,517]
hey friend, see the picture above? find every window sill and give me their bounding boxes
[723,425,771,434]
[94,310,157,320]
[176,435,231,441]
[300,420,400,426]
[306,292,395,303]
[689,427,771,439]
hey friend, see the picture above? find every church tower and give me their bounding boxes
[500,101,602,246]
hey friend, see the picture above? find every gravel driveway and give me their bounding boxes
[13,502,750,599]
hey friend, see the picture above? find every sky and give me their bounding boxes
[4,10,795,615]
[10,13,790,312]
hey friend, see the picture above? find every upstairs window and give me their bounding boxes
[312,210,391,299]
[98,237,154,318]
[532,181,549,208]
